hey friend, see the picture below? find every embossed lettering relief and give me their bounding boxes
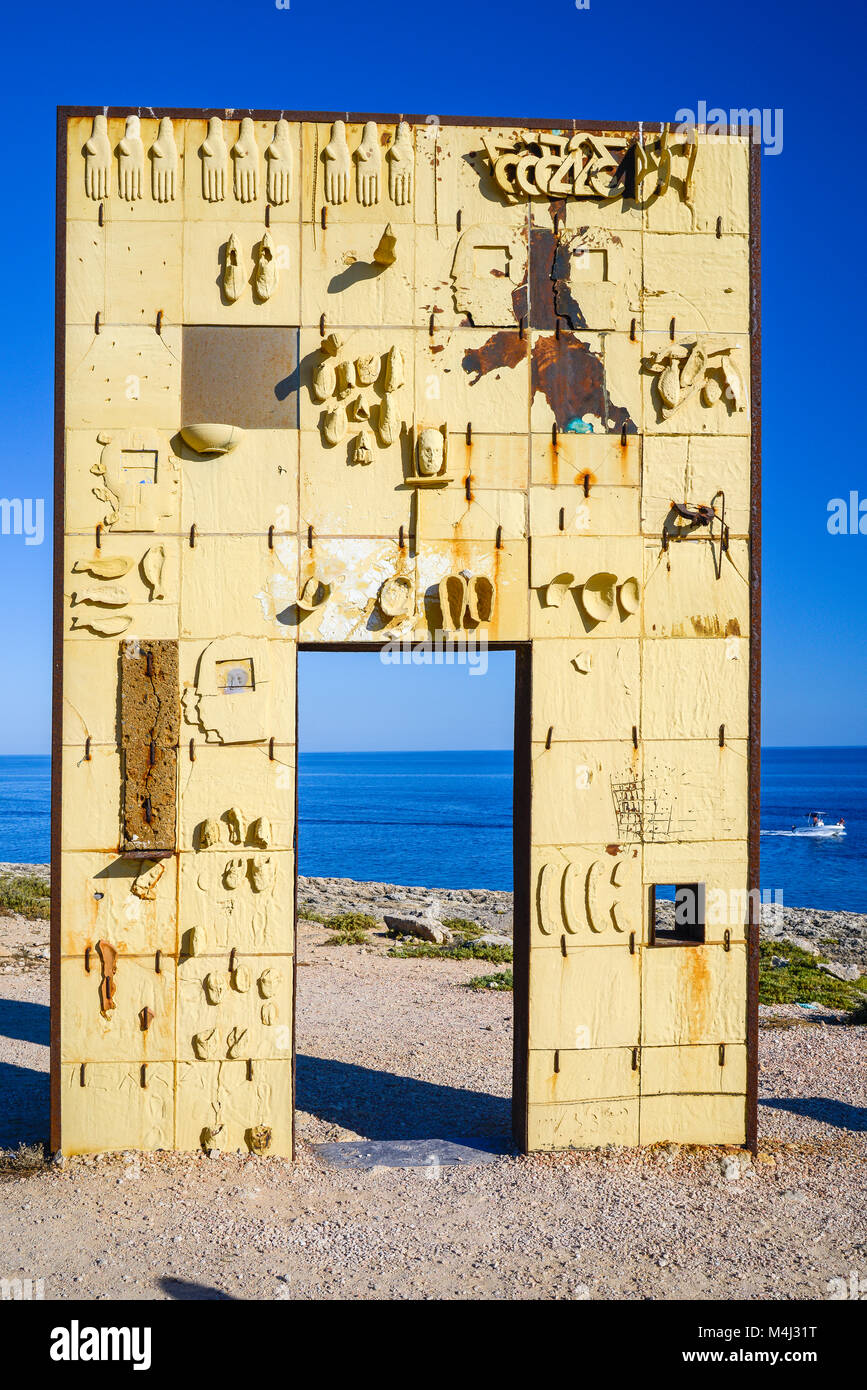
[536,855,638,937]
[480,128,695,205]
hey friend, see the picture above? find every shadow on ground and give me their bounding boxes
[296,1053,511,1140]
[0,1062,48,1148]
[0,998,49,1047]
[159,1277,237,1301]
[0,1000,50,1148]
[760,1096,867,1132]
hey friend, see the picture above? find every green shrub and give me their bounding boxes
[327,912,377,933]
[324,911,378,945]
[0,874,50,921]
[442,917,484,939]
[759,940,867,1014]
[466,970,513,992]
[388,942,512,963]
[298,905,327,923]
[847,996,867,1025]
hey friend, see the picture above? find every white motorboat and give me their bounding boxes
[790,812,846,838]
[761,813,847,838]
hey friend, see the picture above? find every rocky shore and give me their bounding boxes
[302,877,867,973]
[3,863,867,973]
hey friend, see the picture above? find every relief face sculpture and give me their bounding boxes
[450,223,528,326]
[416,427,444,477]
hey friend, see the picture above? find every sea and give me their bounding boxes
[1,747,866,912]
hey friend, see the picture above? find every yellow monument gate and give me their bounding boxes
[52,109,760,1156]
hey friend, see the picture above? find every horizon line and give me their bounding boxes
[3,744,867,758]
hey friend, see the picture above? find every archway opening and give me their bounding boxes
[293,646,528,1156]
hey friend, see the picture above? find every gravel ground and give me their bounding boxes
[0,912,865,1300]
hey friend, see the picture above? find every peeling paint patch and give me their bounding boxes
[531,334,633,434]
[461,331,526,385]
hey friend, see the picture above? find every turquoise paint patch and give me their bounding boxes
[564,417,594,434]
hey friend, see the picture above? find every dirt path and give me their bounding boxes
[0,919,864,1300]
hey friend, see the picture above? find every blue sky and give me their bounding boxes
[1,0,864,753]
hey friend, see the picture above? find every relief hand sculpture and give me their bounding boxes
[232,117,260,203]
[149,117,177,203]
[323,120,351,205]
[84,114,111,200]
[117,115,145,202]
[265,119,293,205]
[200,116,228,203]
[387,122,413,206]
[355,121,381,207]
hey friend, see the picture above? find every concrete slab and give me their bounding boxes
[313,1136,514,1170]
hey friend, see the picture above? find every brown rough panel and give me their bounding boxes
[120,640,179,853]
[181,325,300,430]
